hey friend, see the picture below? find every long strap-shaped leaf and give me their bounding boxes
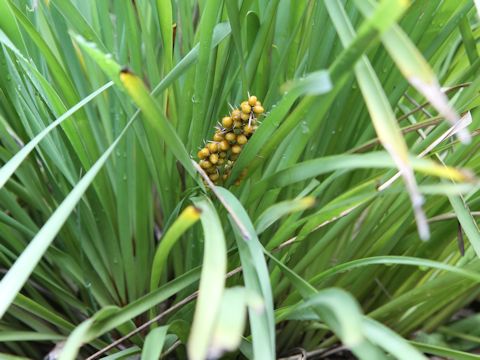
[0,100,139,318]
[188,196,227,360]
[0,18,232,321]
[0,82,113,190]
[325,0,429,239]
[267,252,427,360]
[215,187,276,360]
[227,0,420,185]
[354,0,470,144]
[248,151,471,200]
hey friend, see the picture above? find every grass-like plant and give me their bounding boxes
[1,0,480,359]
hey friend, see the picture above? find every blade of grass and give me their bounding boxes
[150,206,201,291]
[140,326,169,360]
[309,255,480,285]
[354,0,471,144]
[0,93,143,318]
[410,341,480,360]
[0,82,113,190]
[255,196,315,235]
[189,0,223,150]
[208,287,261,358]
[362,317,427,360]
[215,187,276,360]
[248,152,471,200]
[187,196,227,360]
[267,252,387,359]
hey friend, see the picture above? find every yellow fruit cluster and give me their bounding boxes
[197,95,264,185]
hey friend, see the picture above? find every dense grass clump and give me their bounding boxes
[1,0,480,359]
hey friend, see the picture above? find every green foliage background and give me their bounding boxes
[0,0,480,359]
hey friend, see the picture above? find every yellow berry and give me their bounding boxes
[225,132,236,143]
[243,125,254,135]
[209,153,219,164]
[222,116,233,128]
[231,144,242,154]
[213,132,224,142]
[199,160,212,169]
[241,112,250,121]
[219,140,230,151]
[255,101,262,107]
[197,148,210,159]
[248,96,257,106]
[207,142,219,153]
[241,103,251,114]
[206,166,217,174]
[217,158,225,165]
[253,105,264,114]
[209,173,219,181]
[237,134,248,145]
[231,109,241,121]
[219,151,227,158]
[233,120,242,128]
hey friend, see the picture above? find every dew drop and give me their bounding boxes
[301,121,310,134]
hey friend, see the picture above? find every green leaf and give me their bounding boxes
[0,82,113,190]
[119,69,197,179]
[0,102,140,318]
[59,307,118,360]
[208,287,261,358]
[141,326,169,360]
[215,187,276,360]
[249,152,471,200]
[354,0,471,144]
[309,256,480,285]
[255,196,315,234]
[100,347,140,360]
[410,341,480,360]
[150,206,201,291]
[362,318,427,360]
[188,196,227,360]
[325,0,429,239]
[448,195,480,258]
[0,331,65,342]
[282,70,332,96]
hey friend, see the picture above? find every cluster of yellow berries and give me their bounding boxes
[197,95,264,185]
